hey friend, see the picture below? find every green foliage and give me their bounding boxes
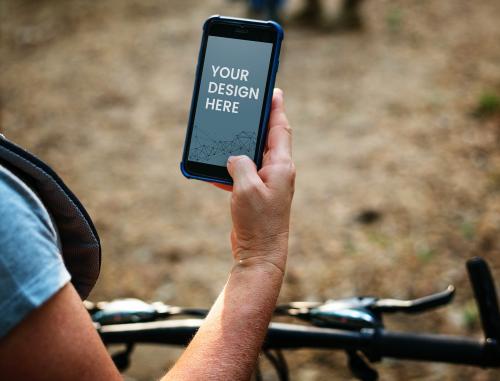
[473,92,500,118]
[344,239,357,256]
[386,7,402,33]
[460,220,475,241]
[416,246,435,263]
[487,170,500,192]
[367,231,390,248]
[462,300,479,330]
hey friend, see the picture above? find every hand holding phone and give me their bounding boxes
[181,16,284,185]
[223,89,295,273]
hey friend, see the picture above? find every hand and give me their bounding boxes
[214,88,295,273]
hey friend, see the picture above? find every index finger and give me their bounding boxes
[266,88,292,161]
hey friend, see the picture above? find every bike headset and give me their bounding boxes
[0,135,100,299]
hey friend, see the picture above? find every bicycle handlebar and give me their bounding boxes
[97,319,499,368]
[92,257,500,378]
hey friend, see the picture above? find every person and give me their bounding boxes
[248,0,285,22]
[294,0,365,30]
[0,88,295,380]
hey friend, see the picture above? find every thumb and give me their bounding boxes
[227,155,263,189]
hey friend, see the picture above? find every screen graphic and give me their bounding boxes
[188,36,273,166]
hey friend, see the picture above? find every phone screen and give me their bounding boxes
[188,36,273,167]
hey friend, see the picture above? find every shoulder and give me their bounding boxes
[0,165,70,339]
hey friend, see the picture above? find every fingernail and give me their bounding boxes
[227,156,235,165]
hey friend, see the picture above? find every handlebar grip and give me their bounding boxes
[375,330,489,366]
[466,257,500,341]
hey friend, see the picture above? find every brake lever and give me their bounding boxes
[372,285,455,313]
[277,285,456,330]
[89,298,174,325]
[87,298,209,325]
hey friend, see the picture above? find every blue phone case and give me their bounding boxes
[180,15,284,185]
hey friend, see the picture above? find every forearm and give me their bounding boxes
[163,249,286,381]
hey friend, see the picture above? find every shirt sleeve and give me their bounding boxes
[0,166,71,339]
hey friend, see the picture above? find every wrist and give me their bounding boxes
[232,242,288,277]
[233,230,289,255]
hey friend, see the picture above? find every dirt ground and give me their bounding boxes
[2,0,500,380]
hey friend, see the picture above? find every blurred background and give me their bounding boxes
[1,0,500,380]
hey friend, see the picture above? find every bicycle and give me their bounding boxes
[87,257,500,380]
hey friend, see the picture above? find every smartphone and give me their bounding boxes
[181,15,283,185]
